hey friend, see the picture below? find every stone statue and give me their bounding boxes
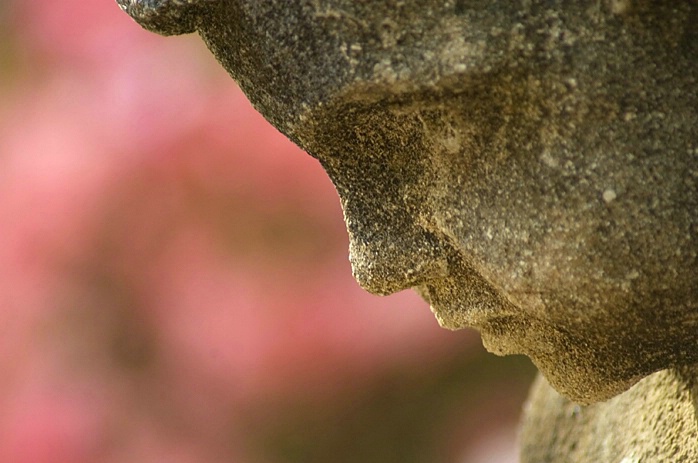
[117,0,698,460]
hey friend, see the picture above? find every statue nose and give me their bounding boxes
[314,108,447,296]
[117,0,206,36]
[343,202,448,296]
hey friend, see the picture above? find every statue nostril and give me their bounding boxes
[116,0,207,36]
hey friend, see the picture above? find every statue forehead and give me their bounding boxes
[119,1,696,134]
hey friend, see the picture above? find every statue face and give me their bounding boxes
[311,68,698,403]
[119,0,698,403]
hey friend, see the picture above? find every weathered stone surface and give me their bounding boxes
[116,0,698,407]
[520,366,698,462]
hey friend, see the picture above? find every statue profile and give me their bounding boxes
[117,1,698,459]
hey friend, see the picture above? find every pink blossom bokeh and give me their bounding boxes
[0,2,535,462]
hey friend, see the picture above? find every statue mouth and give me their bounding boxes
[413,267,519,333]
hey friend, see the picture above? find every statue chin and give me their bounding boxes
[419,277,668,405]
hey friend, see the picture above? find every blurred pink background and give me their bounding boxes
[0,2,535,462]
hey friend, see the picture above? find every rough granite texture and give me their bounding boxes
[117,0,697,459]
[520,365,698,462]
